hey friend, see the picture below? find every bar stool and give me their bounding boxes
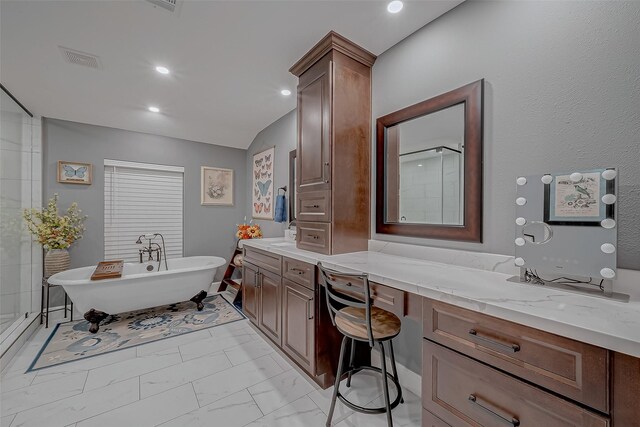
[317,262,403,427]
[41,276,73,328]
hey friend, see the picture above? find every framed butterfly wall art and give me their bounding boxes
[57,161,92,185]
[252,147,274,219]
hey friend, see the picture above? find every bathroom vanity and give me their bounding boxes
[241,238,640,427]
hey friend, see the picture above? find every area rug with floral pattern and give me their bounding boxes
[27,294,245,372]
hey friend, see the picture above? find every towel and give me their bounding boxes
[274,194,287,223]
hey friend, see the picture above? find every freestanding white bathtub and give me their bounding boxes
[48,256,226,332]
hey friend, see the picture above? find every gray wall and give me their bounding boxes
[43,118,247,276]
[370,0,640,374]
[245,109,296,237]
[372,0,640,270]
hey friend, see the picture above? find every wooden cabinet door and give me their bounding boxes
[258,269,282,345]
[242,262,259,324]
[282,279,315,374]
[297,58,331,193]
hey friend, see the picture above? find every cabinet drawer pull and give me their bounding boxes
[291,268,305,275]
[468,329,520,353]
[309,234,319,240]
[468,394,520,426]
[306,298,314,320]
[304,204,320,209]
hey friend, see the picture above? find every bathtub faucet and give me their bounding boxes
[135,233,169,271]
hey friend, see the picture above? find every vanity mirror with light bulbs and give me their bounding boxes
[514,168,618,296]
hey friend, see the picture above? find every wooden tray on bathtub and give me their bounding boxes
[91,260,124,281]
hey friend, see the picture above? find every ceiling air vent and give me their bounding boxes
[59,47,102,70]
[145,0,176,12]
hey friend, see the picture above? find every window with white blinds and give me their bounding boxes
[104,160,184,262]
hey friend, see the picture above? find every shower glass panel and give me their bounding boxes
[398,147,463,224]
[0,88,33,335]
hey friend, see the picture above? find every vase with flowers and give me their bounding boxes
[236,221,263,241]
[23,194,87,277]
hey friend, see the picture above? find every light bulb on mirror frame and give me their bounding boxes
[570,172,583,182]
[600,243,616,254]
[601,194,616,204]
[600,268,615,279]
[601,218,616,229]
[601,169,617,180]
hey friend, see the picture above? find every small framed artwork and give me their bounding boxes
[252,147,274,219]
[544,168,615,226]
[57,161,92,185]
[201,166,234,206]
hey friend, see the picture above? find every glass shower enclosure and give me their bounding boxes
[0,86,38,340]
[398,145,464,225]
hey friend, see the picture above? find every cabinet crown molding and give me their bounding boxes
[289,30,377,77]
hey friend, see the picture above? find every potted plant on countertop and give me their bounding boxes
[23,194,87,277]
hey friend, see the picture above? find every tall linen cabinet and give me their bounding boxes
[290,31,376,255]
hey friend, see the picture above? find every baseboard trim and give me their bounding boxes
[0,312,41,373]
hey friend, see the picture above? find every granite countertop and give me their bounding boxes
[241,238,640,358]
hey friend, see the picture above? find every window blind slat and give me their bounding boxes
[104,163,183,262]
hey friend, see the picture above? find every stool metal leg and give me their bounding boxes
[379,341,394,427]
[64,293,68,318]
[346,337,357,388]
[388,340,404,404]
[326,336,349,427]
[71,301,74,322]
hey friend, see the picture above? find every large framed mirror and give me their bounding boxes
[376,80,483,242]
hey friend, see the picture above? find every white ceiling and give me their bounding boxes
[1,0,463,149]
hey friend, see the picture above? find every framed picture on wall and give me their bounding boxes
[57,161,92,185]
[543,168,615,226]
[201,166,234,206]
[252,147,274,219]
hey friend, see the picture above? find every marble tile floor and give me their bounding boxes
[0,313,420,427]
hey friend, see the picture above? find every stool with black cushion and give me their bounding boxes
[317,262,403,427]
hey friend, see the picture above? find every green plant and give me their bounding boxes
[23,194,86,250]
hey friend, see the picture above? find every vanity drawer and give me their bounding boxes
[243,247,282,275]
[423,409,452,427]
[297,221,331,255]
[283,257,316,290]
[423,340,609,427]
[297,190,331,222]
[370,282,405,317]
[423,299,609,412]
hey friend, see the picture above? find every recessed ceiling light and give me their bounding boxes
[417,164,423,167]
[387,0,403,14]
[148,106,160,113]
[155,66,170,75]
[281,89,291,96]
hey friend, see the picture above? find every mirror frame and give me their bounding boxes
[375,79,484,242]
[289,149,297,224]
